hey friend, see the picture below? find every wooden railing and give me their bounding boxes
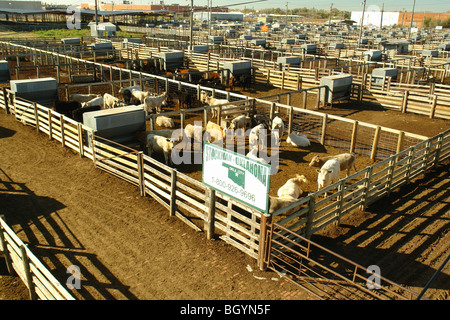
[0,216,75,300]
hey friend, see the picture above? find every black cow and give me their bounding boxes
[54,100,81,118]
[174,90,193,109]
[122,89,140,105]
[198,77,222,88]
[130,60,140,71]
[71,105,101,122]
[238,74,251,90]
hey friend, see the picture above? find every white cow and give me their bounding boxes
[317,158,341,197]
[146,134,175,166]
[132,89,155,104]
[309,153,357,177]
[248,124,266,149]
[246,148,270,164]
[229,115,251,131]
[268,195,301,215]
[70,93,100,103]
[184,124,205,140]
[156,116,175,128]
[277,174,308,199]
[81,96,104,108]
[144,93,167,115]
[286,132,311,147]
[205,121,227,143]
[271,116,285,145]
[118,85,140,96]
[103,93,124,109]
[200,91,231,118]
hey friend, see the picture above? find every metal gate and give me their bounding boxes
[262,221,422,300]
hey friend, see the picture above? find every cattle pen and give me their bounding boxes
[0,39,449,300]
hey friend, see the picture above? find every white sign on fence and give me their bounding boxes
[202,142,271,213]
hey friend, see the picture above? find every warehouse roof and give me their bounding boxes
[0,8,174,16]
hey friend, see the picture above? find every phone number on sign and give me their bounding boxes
[211,177,256,202]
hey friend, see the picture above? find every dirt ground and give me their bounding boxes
[1,64,449,300]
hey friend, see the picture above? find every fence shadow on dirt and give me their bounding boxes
[0,167,138,300]
[0,125,16,139]
[311,160,450,293]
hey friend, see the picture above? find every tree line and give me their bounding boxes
[242,7,351,20]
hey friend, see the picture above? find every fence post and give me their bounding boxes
[429,95,437,119]
[359,166,373,211]
[302,90,307,109]
[370,126,381,161]
[33,102,39,133]
[288,106,293,135]
[305,195,316,239]
[269,103,275,121]
[20,245,37,300]
[387,76,392,92]
[321,114,328,145]
[386,155,397,197]
[205,188,216,240]
[203,107,208,126]
[433,133,444,168]
[401,91,409,113]
[350,120,358,153]
[316,87,321,109]
[46,109,54,141]
[422,140,432,171]
[137,151,145,197]
[335,179,347,225]
[3,88,10,114]
[0,216,14,275]
[149,115,155,130]
[405,147,415,184]
[60,115,66,148]
[361,73,367,99]
[170,169,177,217]
[258,213,272,271]
[77,123,84,158]
[396,131,405,154]
[15,56,19,80]
[91,131,97,167]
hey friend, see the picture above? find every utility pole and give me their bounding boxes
[209,0,212,36]
[190,0,193,50]
[358,0,366,46]
[329,3,333,28]
[380,3,384,29]
[94,0,98,27]
[408,0,416,38]
[285,2,288,29]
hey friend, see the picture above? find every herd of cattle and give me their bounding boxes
[52,81,357,215]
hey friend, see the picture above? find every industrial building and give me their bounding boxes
[351,10,450,28]
[193,12,244,22]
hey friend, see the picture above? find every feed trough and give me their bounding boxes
[320,74,353,105]
[10,77,57,107]
[83,105,146,148]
